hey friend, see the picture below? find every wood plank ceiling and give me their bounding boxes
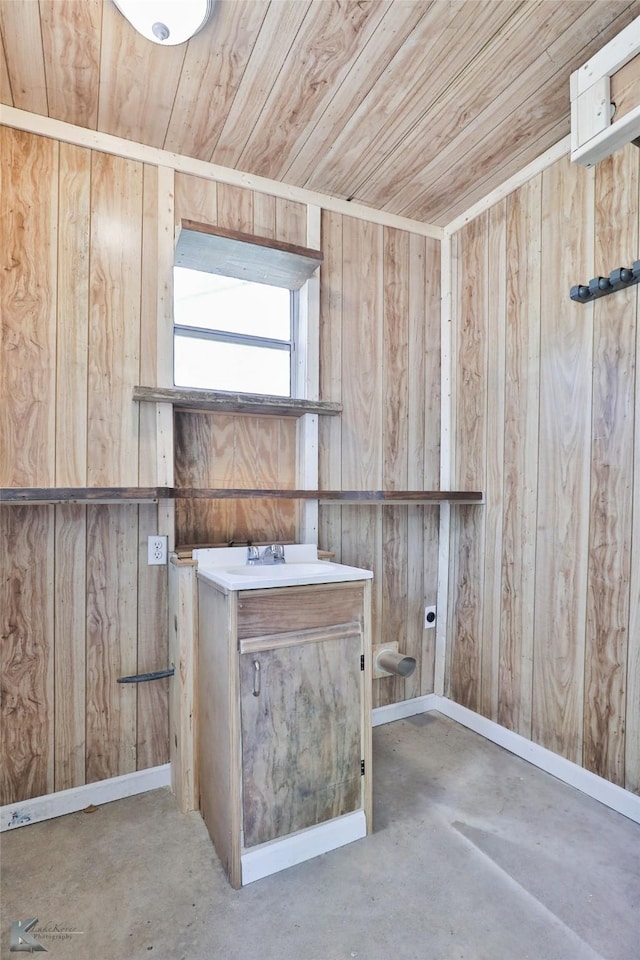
[1,0,639,226]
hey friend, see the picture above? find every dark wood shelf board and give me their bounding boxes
[133,386,342,417]
[0,486,172,505]
[1,487,483,506]
[174,489,484,504]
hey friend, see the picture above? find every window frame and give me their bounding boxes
[172,222,320,400]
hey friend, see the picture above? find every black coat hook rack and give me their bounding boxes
[570,261,640,303]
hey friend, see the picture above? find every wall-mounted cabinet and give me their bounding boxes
[571,15,640,166]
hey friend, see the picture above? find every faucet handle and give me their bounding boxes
[247,545,260,564]
[272,544,285,561]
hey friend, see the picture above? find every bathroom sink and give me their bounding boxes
[196,559,373,592]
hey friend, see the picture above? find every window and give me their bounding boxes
[173,222,322,399]
[174,269,296,397]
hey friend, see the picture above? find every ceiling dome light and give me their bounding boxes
[113,0,214,46]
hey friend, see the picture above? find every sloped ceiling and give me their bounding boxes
[1,0,639,226]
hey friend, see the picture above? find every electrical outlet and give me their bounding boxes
[424,605,436,629]
[148,535,167,565]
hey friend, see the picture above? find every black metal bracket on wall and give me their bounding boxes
[117,667,175,684]
[570,261,640,303]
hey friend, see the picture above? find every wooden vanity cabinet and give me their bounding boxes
[197,577,372,888]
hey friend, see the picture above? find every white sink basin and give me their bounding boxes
[197,559,373,592]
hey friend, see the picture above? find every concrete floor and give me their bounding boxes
[1,713,639,960]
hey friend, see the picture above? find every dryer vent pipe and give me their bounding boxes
[375,649,417,678]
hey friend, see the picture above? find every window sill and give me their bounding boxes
[133,386,341,417]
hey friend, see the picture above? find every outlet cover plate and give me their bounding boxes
[424,605,437,629]
[148,535,167,565]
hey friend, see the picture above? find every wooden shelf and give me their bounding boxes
[0,487,172,506]
[174,489,484,504]
[133,386,342,417]
[1,487,483,506]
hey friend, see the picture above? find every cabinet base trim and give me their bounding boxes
[0,765,171,832]
[240,810,367,885]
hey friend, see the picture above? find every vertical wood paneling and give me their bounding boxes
[56,142,90,486]
[253,192,276,240]
[88,151,143,486]
[174,412,297,545]
[627,231,640,794]
[175,173,218,226]
[139,163,159,484]
[584,147,638,785]
[406,234,429,701]
[379,227,409,706]
[499,176,542,737]
[1,127,58,486]
[480,200,507,721]
[1,131,170,805]
[276,198,307,248]
[450,146,639,794]
[318,211,343,560]
[155,164,176,521]
[422,237,442,489]
[382,228,410,491]
[1,127,447,810]
[340,216,384,660]
[0,507,54,803]
[318,212,441,703]
[216,183,253,234]
[419,236,442,697]
[533,157,594,764]
[53,504,86,791]
[86,505,138,783]
[450,214,488,711]
[136,504,169,770]
[341,216,384,490]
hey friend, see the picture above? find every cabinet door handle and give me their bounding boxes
[252,660,261,697]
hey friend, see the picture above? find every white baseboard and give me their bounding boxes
[241,810,367,885]
[372,694,439,726]
[373,694,640,825]
[5,695,639,834]
[0,764,171,832]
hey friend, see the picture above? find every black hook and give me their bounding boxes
[570,261,640,303]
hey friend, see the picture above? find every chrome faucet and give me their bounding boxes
[246,544,285,565]
[263,544,285,565]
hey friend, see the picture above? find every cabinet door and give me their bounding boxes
[239,623,363,848]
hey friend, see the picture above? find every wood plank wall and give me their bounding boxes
[319,214,442,708]
[1,124,443,803]
[0,126,168,804]
[448,145,640,793]
[172,174,304,546]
